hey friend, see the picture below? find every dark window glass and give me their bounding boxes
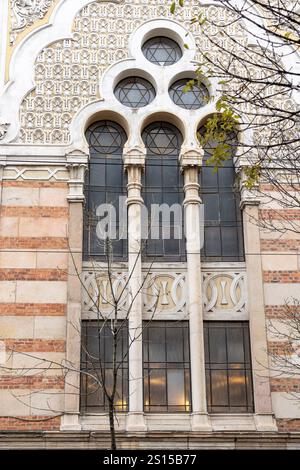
[142,37,182,66]
[114,77,156,108]
[143,321,191,412]
[142,122,186,261]
[204,322,254,413]
[80,321,128,412]
[84,121,127,260]
[169,79,209,109]
[199,128,244,261]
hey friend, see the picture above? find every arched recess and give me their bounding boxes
[141,120,186,261]
[198,123,245,262]
[84,119,128,260]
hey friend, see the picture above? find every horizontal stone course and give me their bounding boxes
[4,339,66,353]
[0,303,66,316]
[0,269,67,281]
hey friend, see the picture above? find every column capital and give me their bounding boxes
[123,145,146,170]
[239,168,261,209]
[65,148,89,203]
[180,147,203,170]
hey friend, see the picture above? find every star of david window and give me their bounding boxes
[169,79,209,110]
[142,122,186,261]
[114,77,156,108]
[84,121,128,260]
[142,37,182,66]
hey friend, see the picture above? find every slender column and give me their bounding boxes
[242,193,277,431]
[124,148,146,431]
[61,156,88,430]
[181,151,212,431]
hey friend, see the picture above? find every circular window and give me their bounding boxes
[86,121,126,155]
[169,79,209,109]
[142,37,182,66]
[142,122,182,155]
[114,77,156,108]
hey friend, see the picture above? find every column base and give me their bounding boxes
[60,414,81,431]
[254,413,277,432]
[126,412,147,432]
[191,413,212,431]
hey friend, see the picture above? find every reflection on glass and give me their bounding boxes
[143,322,191,412]
[204,322,254,413]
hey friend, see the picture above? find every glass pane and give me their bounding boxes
[228,370,247,407]
[227,326,245,363]
[142,37,182,66]
[211,370,228,407]
[203,193,220,221]
[169,79,209,109]
[167,369,185,406]
[166,327,183,362]
[220,193,236,222]
[149,369,166,407]
[208,327,227,364]
[148,327,165,362]
[221,226,239,257]
[114,77,156,108]
[204,227,221,257]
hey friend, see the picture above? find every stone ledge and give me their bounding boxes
[0,431,300,450]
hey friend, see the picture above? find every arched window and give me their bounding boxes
[199,129,244,261]
[142,121,185,260]
[84,120,127,260]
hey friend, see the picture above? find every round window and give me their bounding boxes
[142,37,182,66]
[114,77,156,108]
[169,79,209,109]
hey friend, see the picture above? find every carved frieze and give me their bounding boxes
[10,0,55,45]
[203,270,248,318]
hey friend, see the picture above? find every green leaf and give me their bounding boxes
[183,43,189,49]
[179,0,184,6]
[170,2,176,14]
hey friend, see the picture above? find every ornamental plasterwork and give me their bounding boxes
[202,270,247,317]
[10,0,56,45]
[143,272,186,316]
[18,1,245,144]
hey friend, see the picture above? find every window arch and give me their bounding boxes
[199,128,244,261]
[142,121,186,260]
[84,120,127,260]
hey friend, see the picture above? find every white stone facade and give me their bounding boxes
[0,0,300,449]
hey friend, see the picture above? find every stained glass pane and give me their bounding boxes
[142,37,182,66]
[114,77,156,108]
[169,79,209,109]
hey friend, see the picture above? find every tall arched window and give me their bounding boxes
[142,121,185,260]
[199,129,244,261]
[84,120,127,260]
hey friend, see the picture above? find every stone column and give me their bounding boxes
[61,150,88,430]
[0,0,9,93]
[124,147,147,432]
[180,149,212,431]
[241,184,277,431]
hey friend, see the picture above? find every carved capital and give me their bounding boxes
[123,146,146,169]
[180,147,203,170]
[66,161,88,203]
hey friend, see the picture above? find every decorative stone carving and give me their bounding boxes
[82,269,128,316]
[2,166,68,181]
[203,270,247,317]
[143,272,186,316]
[10,0,55,45]
[18,1,244,144]
[0,122,10,140]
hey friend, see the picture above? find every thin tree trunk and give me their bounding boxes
[109,400,116,450]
